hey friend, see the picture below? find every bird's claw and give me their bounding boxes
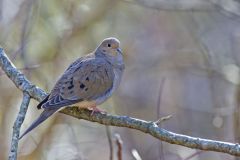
[88,107,107,116]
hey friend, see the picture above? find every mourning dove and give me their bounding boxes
[19,37,125,139]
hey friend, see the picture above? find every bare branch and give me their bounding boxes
[132,149,142,160]
[8,92,30,160]
[1,48,240,157]
[114,134,123,160]
[106,126,113,160]
[155,115,173,125]
[61,107,240,156]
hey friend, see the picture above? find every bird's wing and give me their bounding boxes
[40,57,115,109]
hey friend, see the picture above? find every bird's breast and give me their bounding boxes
[95,67,124,105]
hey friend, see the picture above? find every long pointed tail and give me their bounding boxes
[19,108,58,140]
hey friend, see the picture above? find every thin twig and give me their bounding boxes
[115,134,123,160]
[8,92,31,160]
[155,115,173,125]
[132,149,142,160]
[106,126,113,160]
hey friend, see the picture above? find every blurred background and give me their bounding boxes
[1,0,240,159]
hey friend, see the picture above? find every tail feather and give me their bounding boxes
[19,108,58,140]
[37,95,50,109]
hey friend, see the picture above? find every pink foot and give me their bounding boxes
[88,107,106,116]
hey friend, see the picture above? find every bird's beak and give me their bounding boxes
[117,48,123,55]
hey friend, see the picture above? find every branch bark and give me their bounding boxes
[115,134,123,160]
[1,48,240,158]
[8,92,30,160]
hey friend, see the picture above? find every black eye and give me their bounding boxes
[107,43,111,47]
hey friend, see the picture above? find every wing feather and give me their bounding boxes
[41,56,114,109]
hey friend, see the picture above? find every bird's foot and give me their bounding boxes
[88,107,107,116]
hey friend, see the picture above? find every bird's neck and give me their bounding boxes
[95,50,124,69]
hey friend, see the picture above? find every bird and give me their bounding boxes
[19,37,125,139]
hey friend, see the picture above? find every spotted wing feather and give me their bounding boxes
[40,57,114,109]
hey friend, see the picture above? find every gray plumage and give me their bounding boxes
[19,37,124,139]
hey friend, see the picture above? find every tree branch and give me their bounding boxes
[114,134,123,160]
[61,107,240,156]
[1,47,240,157]
[8,92,30,160]
[105,126,113,160]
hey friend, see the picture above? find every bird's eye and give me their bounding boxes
[107,43,111,47]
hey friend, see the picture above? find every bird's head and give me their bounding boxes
[95,37,124,66]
